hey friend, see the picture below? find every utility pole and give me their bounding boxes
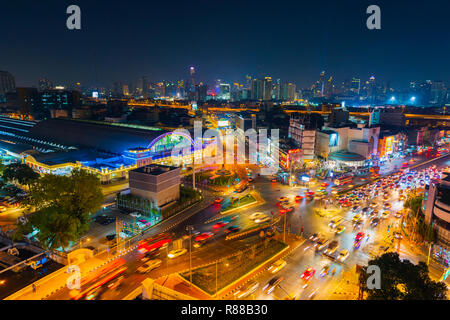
[186,225,194,286]
[215,260,218,295]
[283,213,286,243]
[427,242,432,266]
[116,217,121,252]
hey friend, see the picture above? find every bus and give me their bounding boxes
[138,233,172,254]
[334,175,353,186]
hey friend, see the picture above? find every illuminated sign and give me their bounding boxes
[218,120,229,127]
[288,149,300,154]
[329,133,338,147]
[92,91,99,98]
[385,136,394,155]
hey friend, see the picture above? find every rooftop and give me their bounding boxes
[131,164,178,175]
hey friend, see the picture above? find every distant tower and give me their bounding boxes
[320,71,326,97]
[190,66,195,88]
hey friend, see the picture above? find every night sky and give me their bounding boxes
[1,0,449,88]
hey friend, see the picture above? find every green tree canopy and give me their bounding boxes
[360,252,447,300]
[16,169,104,250]
[2,162,39,187]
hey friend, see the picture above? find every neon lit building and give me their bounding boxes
[0,116,213,183]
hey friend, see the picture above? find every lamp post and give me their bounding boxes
[186,225,194,286]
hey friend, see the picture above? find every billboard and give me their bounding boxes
[329,133,338,147]
[385,136,394,155]
[218,120,229,127]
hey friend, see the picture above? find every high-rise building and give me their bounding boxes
[280,82,296,101]
[431,81,446,105]
[122,84,130,96]
[263,77,272,101]
[40,89,81,113]
[38,77,53,91]
[196,83,208,102]
[324,76,333,98]
[251,78,264,100]
[350,78,361,95]
[0,71,16,101]
[218,83,230,100]
[16,87,39,115]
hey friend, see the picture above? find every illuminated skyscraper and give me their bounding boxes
[350,78,361,95]
[263,77,272,101]
[251,78,264,100]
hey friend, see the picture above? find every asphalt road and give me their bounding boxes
[47,152,450,300]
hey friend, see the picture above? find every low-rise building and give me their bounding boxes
[129,164,180,208]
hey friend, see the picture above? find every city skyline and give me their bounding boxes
[1,0,450,88]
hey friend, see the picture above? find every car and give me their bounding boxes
[316,238,329,251]
[84,286,103,300]
[319,265,330,277]
[212,221,228,230]
[384,202,392,209]
[355,232,365,241]
[342,201,352,207]
[381,211,390,219]
[324,240,339,255]
[277,196,288,202]
[137,259,162,273]
[300,267,316,281]
[271,178,278,183]
[329,217,344,228]
[321,182,329,187]
[370,218,380,227]
[309,233,321,242]
[234,280,259,299]
[393,231,403,239]
[214,197,224,203]
[352,214,362,223]
[167,248,187,259]
[249,212,265,220]
[195,232,213,242]
[225,226,240,234]
[268,259,287,273]
[295,195,304,201]
[107,275,124,290]
[335,225,346,234]
[130,212,141,218]
[255,215,271,224]
[394,212,402,218]
[263,277,283,294]
[337,249,350,262]
[353,239,362,249]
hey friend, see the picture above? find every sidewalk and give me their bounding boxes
[5,254,111,300]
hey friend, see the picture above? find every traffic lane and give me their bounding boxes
[251,240,345,300]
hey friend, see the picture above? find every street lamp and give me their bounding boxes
[186,225,194,286]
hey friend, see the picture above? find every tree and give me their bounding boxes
[16,169,104,250]
[2,162,39,187]
[15,207,80,252]
[360,252,447,300]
